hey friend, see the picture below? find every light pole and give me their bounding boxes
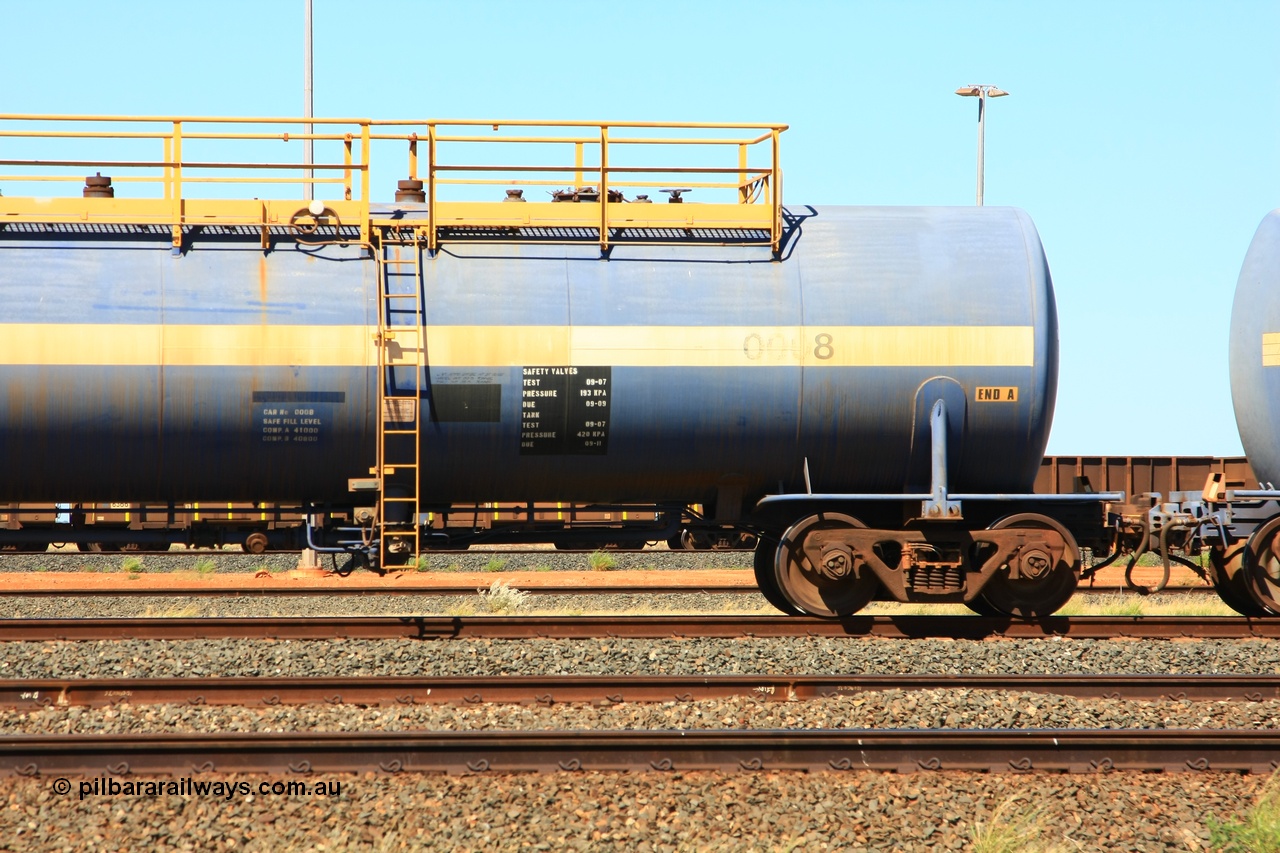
[955,85,1008,206]
[304,0,314,201]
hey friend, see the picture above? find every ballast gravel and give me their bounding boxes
[5,688,1280,736]
[0,550,1274,850]
[0,770,1268,852]
[0,684,1277,851]
[1,635,1278,681]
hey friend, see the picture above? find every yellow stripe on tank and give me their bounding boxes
[0,324,374,367]
[161,325,373,368]
[1264,332,1280,367]
[0,324,1035,368]
[430,325,1036,368]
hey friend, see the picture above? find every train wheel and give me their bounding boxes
[774,513,879,618]
[379,549,414,569]
[242,532,270,555]
[976,514,1080,618]
[753,537,801,615]
[1241,517,1280,616]
[1208,545,1269,617]
[89,543,141,553]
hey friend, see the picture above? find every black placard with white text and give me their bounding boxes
[520,366,610,455]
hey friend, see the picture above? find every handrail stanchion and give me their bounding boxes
[427,123,437,253]
[343,133,353,201]
[359,121,371,244]
[771,128,781,254]
[599,124,609,252]
[170,120,183,252]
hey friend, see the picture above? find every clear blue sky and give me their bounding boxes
[3,0,1276,455]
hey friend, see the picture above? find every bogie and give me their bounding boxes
[756,510,1085,618]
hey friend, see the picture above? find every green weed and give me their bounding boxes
[587,550,617,572]
[476,580,529,614]
[142,604,201,618]
[1208,770,1280,852]
[1056,592,1234,618]
[969,794,1064,853]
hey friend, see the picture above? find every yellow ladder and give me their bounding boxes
[375,228,424,569]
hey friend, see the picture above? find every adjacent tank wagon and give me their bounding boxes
[1211,210,1280,614]
[1092,210,1280,617]
[1230,209,1280,488]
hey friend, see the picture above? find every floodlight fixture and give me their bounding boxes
[954,84,1010,205]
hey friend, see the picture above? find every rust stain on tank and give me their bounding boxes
[258,256,269,306]
[253,255,272,402]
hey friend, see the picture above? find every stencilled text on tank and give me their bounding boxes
[741,330,836,363]
[521,366,610,455]
[257,405,331,445]
[742,331,806,362]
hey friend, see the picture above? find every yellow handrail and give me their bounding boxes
[0,114,788,253]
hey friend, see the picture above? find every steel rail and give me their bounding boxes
[0,549,722,557]
[0,581,754,598]
[2,729,1277,777]
[1078,585,1212,595]
[0,583,1212,598]
[0,615,1276,641]
[0,572,1212,597]
[4,673,1279,710]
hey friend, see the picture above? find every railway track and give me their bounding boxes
[0,571,755,597]
[0,576,1215,597]
[6,673,1280,709]
[4,729,1277,777]
[0,614,1275,641]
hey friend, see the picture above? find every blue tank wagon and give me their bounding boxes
[1212,210,1280,614]
[0,114,1116,616]
[1230,210,1280,491]
[1082,211,1280,616]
